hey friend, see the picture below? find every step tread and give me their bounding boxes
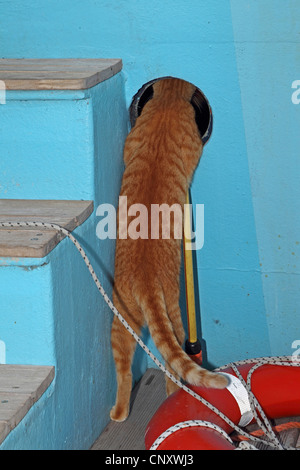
[0,58,122,90]
[0,199,93,257]
[0,365,55,445]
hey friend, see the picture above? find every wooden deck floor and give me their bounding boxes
[91,369,166,450]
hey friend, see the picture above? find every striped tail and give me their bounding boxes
[136,284,228,389]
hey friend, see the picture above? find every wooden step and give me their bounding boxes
[0,59,122,90]
[0,199,93,257]
[0,365,55,445]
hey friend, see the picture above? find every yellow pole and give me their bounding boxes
[183,190,198,344]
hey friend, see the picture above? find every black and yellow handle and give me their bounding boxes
[183,190,202,365]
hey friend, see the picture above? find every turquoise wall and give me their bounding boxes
[0,0,299,445]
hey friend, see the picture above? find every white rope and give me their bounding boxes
[235,441,258,451]
[150,420,234,450]
[1,221,299,450]
[231,362,283,449]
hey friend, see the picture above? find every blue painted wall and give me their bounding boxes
[231,1,300,360]
[0,0,299,446]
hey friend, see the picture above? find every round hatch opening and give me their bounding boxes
[129,76,213,145]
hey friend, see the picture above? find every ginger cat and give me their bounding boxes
[110,78,228,422]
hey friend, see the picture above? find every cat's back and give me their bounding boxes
[115,78,203,278]
[122,81,200,205]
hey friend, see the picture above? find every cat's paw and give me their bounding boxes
[110,405,129,422]
[186,366,229,389]
[202,371,229,389]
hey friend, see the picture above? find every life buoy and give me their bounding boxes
[145,358,300,450]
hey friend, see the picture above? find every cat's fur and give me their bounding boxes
[110,78,228,422]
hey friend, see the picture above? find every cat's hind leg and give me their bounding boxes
[110,294,143,422]
[164,307,186,396]
[163,280,186,396]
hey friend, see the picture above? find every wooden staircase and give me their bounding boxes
[0,59,128,449]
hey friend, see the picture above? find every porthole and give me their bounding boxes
[129,76,213,145]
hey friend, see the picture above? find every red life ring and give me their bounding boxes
[145,359,300,450]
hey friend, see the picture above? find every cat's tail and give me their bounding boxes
[136,282,228,389]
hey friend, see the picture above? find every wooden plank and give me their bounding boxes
[0,229,59,258]
[0,199,93,258]
[0,365,55,394]
[0,392,33,424]
[0,365,55,445]
[0,58,121,71]
[0,199,94,228]
[0,59,122,90]
[0,422,9,444]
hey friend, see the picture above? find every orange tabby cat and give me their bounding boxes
[110,78,228,422]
